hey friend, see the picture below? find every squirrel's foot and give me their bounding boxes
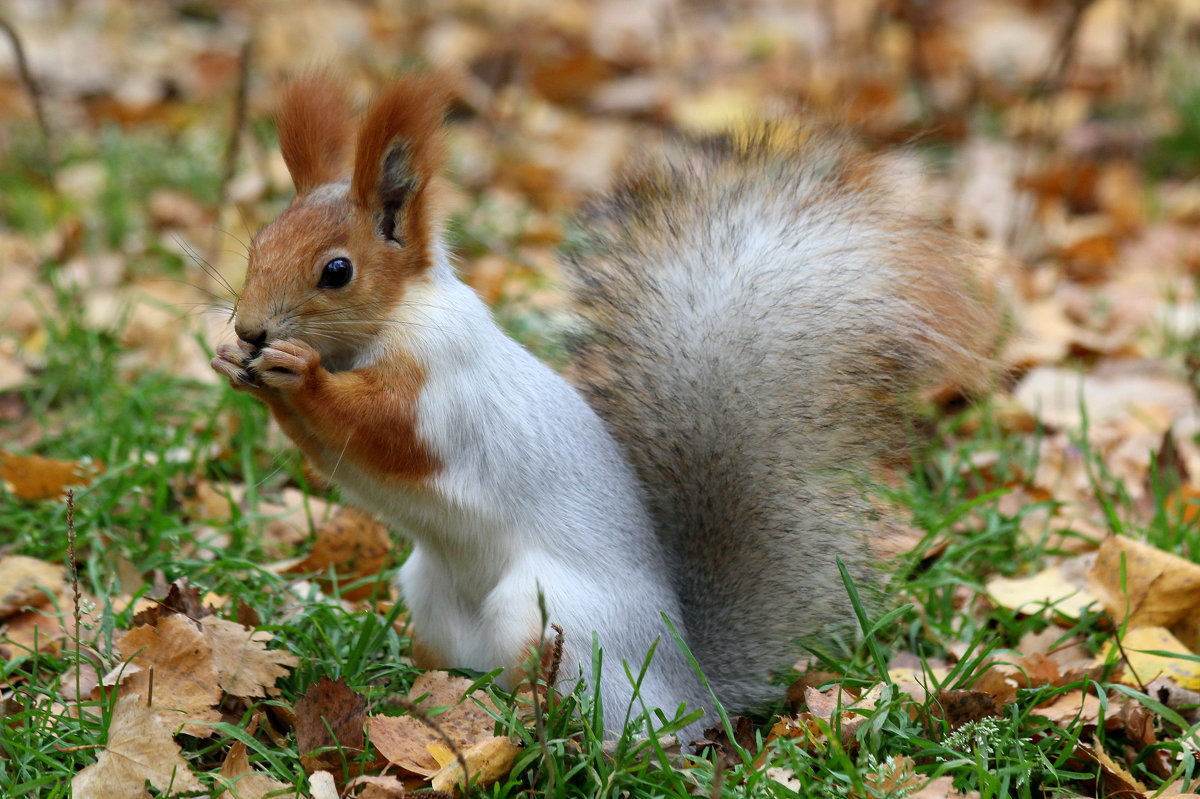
[212,344,264,393]
[251,339,322,392]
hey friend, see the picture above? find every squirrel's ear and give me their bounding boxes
[351,74,449,248]
[276,74,354,194]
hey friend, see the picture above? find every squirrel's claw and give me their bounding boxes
[252,339,321,391]
[212,345,262,392]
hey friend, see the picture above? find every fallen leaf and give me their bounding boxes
[295,676,368,773]
[344,774,408,798]
[905,775,982,799]
[0,555,65,617]
[986,562,1099,619]
[217,740,291,799]
[765,766,802,791]
[862,755,923,797]
[370,671,500,777]
[72,692,204,798]
[131,580,213,627]
[114,613,222,737]
[0,606,68,658]
[1100,626,1200,690]
[201,616,299,698]
[932,689,1002,730]
[309,770,340,799]
[429,735,522,793]
[1086,535,1200,629]
[1031,690,1103,727]
[285,506,392,600]
[1012,364,1195,434]
[0,451,101,501]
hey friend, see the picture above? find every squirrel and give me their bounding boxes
[212,73,999,740]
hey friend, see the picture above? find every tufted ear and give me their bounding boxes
[276,74,354,195]
[351,74,449,248]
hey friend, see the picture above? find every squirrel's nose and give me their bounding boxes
[235,325,268,348]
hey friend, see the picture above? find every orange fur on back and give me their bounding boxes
[276,73,354,194]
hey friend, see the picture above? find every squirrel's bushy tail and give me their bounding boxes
[564,126,1001,711]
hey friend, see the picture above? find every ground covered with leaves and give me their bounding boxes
[3,0,1200,797]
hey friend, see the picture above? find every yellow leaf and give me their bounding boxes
[986,564,1099,619]
[1098,626,1200,691]
[430,735,522,793]
[1086,535,1200,628]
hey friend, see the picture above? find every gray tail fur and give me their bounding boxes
[563,126,1001,712]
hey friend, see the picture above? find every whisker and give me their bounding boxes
[173,234,239,299]
[215,226,251,256]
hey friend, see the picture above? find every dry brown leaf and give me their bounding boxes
[429,735,522,793]
[72,692,203,798]
[0,555,65,618]
[131,580,213,627]
[0,606,68,659]
[285,506,392,601]
[345,774,408,798]
[295,676,368,773]
[1031,690,1103,727]
[114,613,222,737]
[0,451,101,500]
[932,689,1002,730]
[1086,535,1200,629]
[905,775,982,799]
[861,754,923,798]
[217,740,291,799]
[370,671,499,777]
[1012,364,1196,434]
[201,616,299,698]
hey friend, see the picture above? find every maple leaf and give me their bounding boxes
[72,692,203,799]
[201,616,299,698]
[114,613,222,737]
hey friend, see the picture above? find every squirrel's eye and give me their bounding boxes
[318,257,353,289]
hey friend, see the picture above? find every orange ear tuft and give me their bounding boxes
[277,73,354,194]
[351,74,449,226]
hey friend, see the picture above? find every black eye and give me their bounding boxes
[318,257,353,289]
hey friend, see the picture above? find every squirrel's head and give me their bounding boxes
[234,73,448,370]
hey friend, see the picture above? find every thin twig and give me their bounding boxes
[0,16,55,184]
[67,490,83,720]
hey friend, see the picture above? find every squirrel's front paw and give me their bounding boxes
[251,339,322,392]
[212,344,263,392]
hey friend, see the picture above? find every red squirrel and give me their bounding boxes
[213,73,999,739]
